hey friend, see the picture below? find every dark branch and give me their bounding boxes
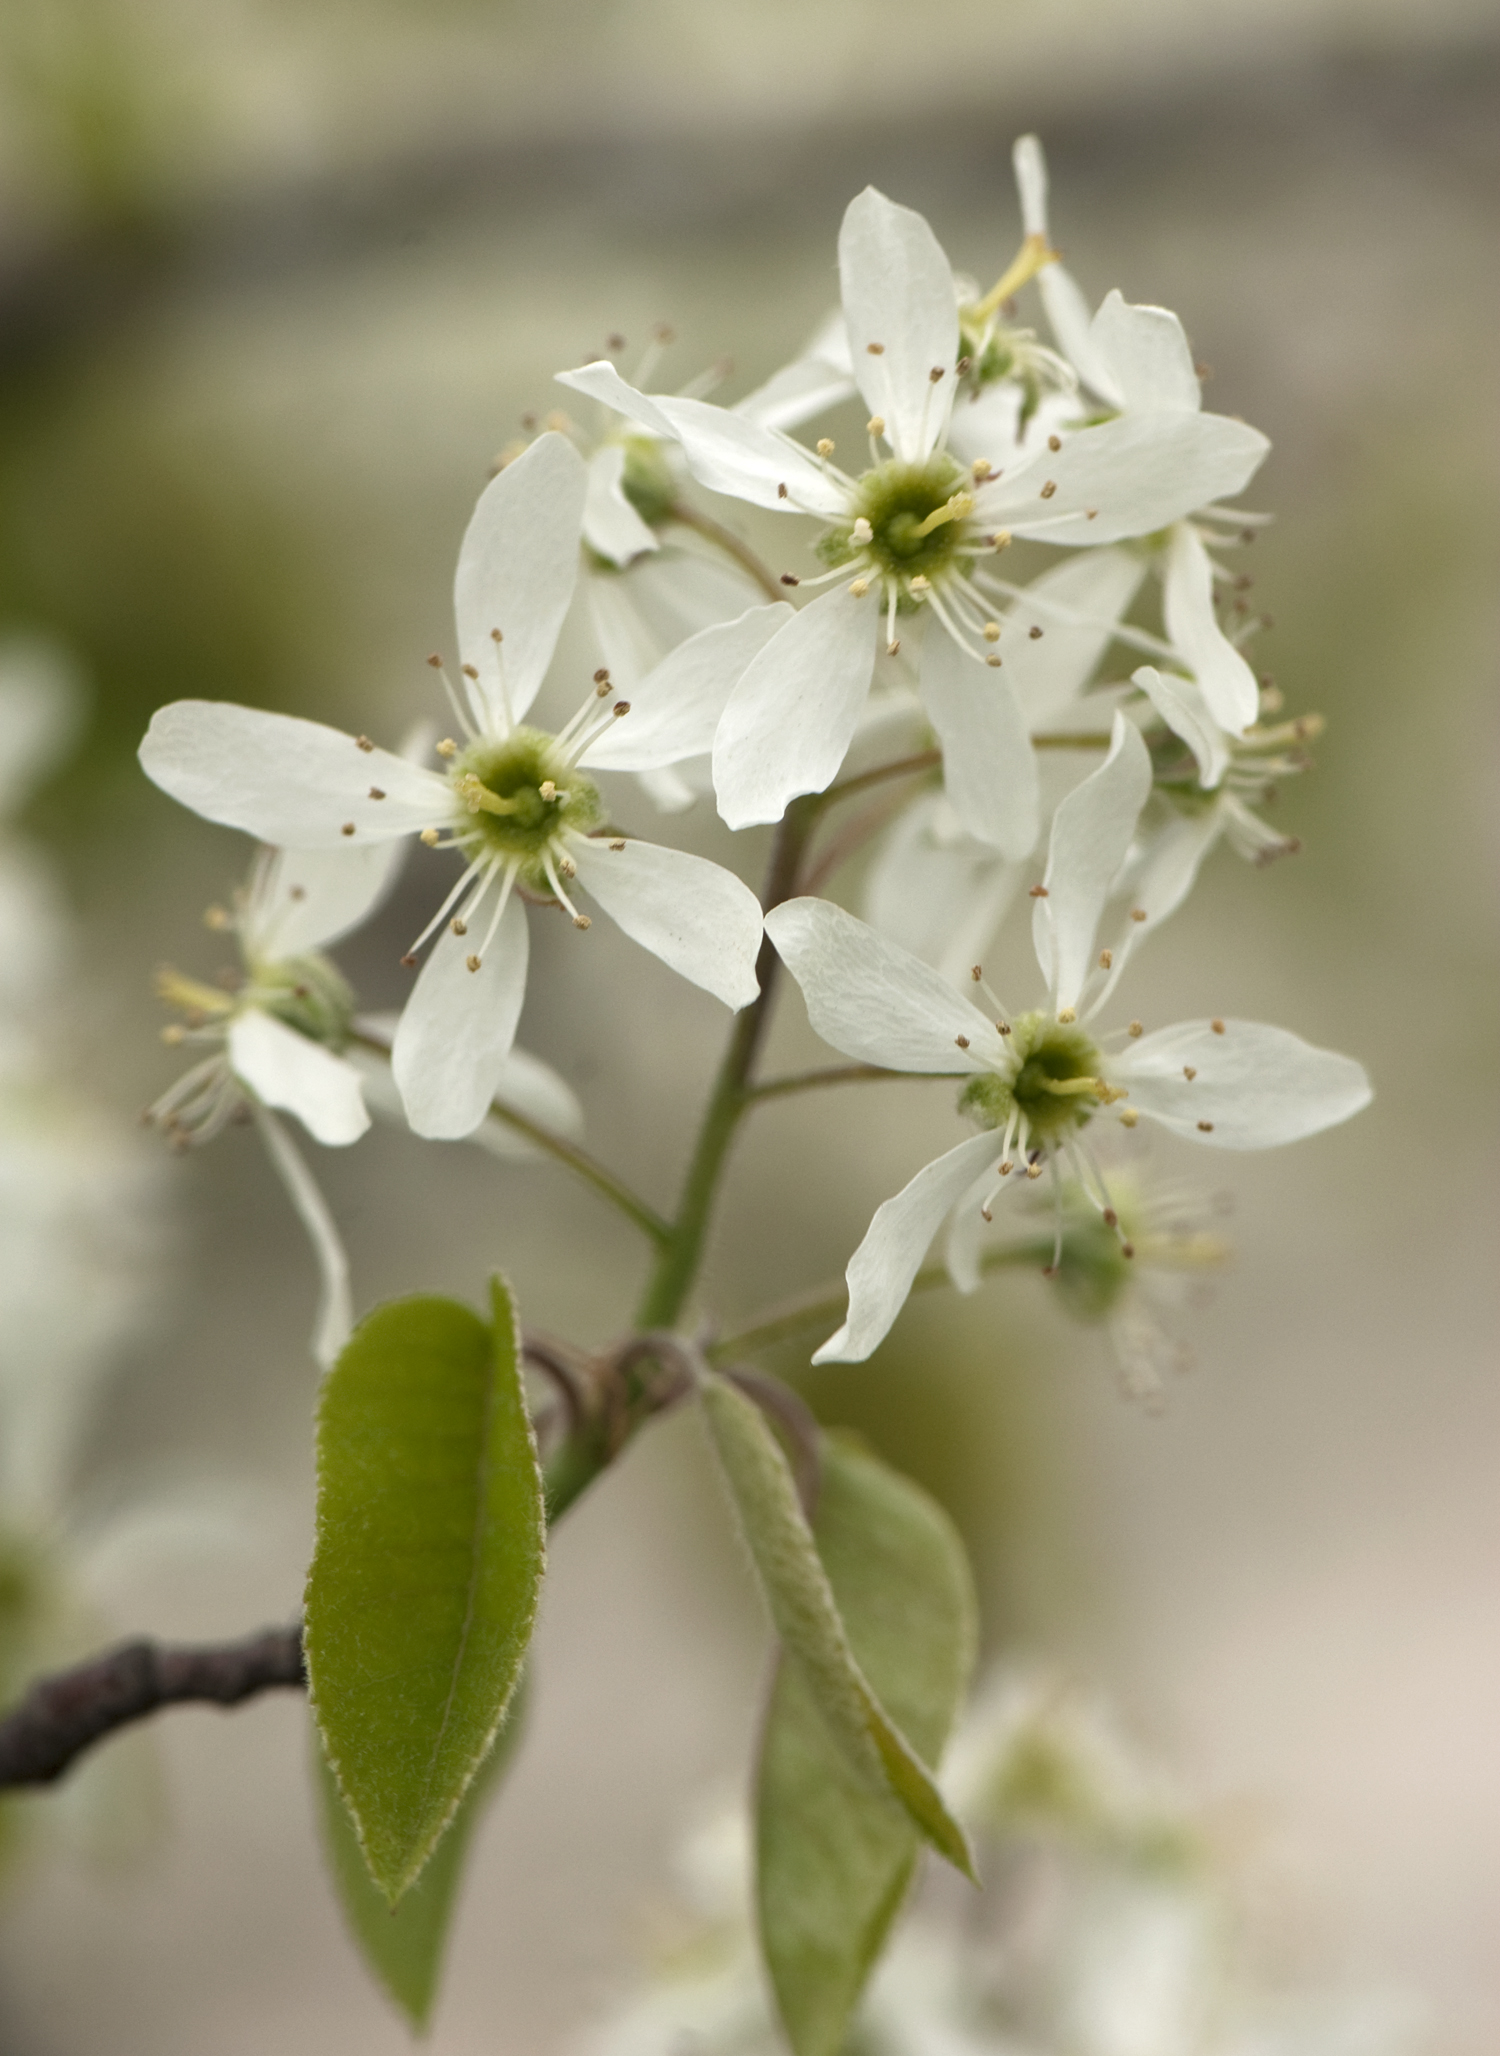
[0,1622,305,1790]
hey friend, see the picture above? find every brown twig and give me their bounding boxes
[0,1623,307,1790]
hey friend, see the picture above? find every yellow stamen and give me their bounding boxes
[970,232,1059,322]
[913,490,975,539]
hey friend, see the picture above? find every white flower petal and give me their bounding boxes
[734,318,856,432]
[582,445,659,567]
[251,1106,352,1369]
[1039,264,1122,405]
[1120,805,1224,933]
[487,1047,585,1145]
[1162,522,1259,732]
[839,187,959,462]
[1110,1019,1372,1149]
[998,547,1148,726]
[393,893,529,1139]
[1132,664,1229,789]
[813,1129,1007,1364]
[454,431,586,728]
[139,702,447,846]
[555,360,677,438]
[570,835,761,1011]
[712,584,877,829]
[765,897,1001,1073]
[560,360,845,516]
[1088,291,1202,414]
[1036,711,1151,1012]
[241,842,406,961]
[580,603,792,771]
[228,1010,369,1146]
[919,623,1039,858]
[946,1161,1017,1294]
[976,411,1269,547]
[864,792,1021,982]
[1012,134,1049,240]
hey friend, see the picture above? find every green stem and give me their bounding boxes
[351,1030,670,1246]
[746,1063,903,1104]
[634,795,821,1330]
[668,501,785,604]
[708,1240,1051,1365]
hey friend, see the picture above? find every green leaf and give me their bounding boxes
[698,1376,974,1882]
[757,1434,977,2056]
[315,1684,526,2031]
[305,1280,544,1902]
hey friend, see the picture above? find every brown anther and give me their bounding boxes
[613,700,630,717]
[1121,1241,1136,1258]
[450,918,468,936]
[288,887,306,902]
[780,573,799,586]
[1128,1020,1143,1037]
[981,1206,994,1223]
[955,355,972,375]
[997,1021,1012,1036]
[1028,625,1044,641]
[572,915,591,931]
[999,1160,1014,1176]
[1098,949,1113,969]
[971,966,982,981]
[777,482,788,499]
[1025,1162,1044,1180]
[426,654,443,670]
[1183,1065,1197,1081]
[356,734,375,752]
[1197,1120,1214,1133]
[985,654,1003,668]
[1029,884,1049,898]
[466,954,481,973]
[368,787,386,801]
[461,663,479,679]
[593,667,610,684]
[609,839,626,851]
[292,983,310,1000]
[1086,509,1098,520]
[1039,480,1057,499]
[606,332,625,352]
[1047,434,1062,451]
[654,323,676,345]
[491,627,503,644]
[866,342,885,355]
[400,952,418,969]
[340,822,356,837]
[1103,1207,1118,1227]
[887,639,901,656]
[1130,907,1147,923]
[955,1034,970,1049]
[928,365,945,383]
[1211,1018,1226,1034]
[1195,362,1212,379]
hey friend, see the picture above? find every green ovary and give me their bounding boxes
[616,435,678,529]
[958,1011,1106,1149]
[818,454,973,596]
[451,729,601,889]
[253,954,357,1049]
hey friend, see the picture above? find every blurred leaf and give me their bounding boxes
[305,1280,543,1903]
[757,1434,977,2056]
[698,1375,974,1882]
[315,1680,526,2030]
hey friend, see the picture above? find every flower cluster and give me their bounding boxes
[134,135,1367,1394]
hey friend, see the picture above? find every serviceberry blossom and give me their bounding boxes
[766,714,1370,1363]
[558,187,1267,850]
[139,433,777,1140]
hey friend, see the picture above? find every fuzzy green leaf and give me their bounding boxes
[757,1434,977,2056]
[305,1281,544,1902]
[698,1376,974,1882]
[315,1685,526,2031]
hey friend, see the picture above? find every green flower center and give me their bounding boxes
[616,434,678,529]
[249,953,357,1050]
[817,454,974,598]
[958,1010,1107,1150]
[450,728,601,890]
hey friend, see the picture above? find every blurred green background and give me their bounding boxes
[0,0,1495,2049]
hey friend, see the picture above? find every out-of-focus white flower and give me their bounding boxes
[766,715,1370,1364]
[558,188,1267,847]
[0,638,85,1012]
[138,433,776,1141]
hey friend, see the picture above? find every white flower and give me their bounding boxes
[960,136,1264,736]
[558,188,1267,845]
[765,714,1370,1364]
[138,433,777,1141]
